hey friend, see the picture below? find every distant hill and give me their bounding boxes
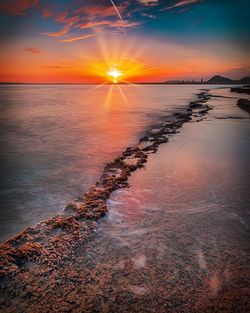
[206,75,233,84]
[163,75,246,85]
[163,75,249,85]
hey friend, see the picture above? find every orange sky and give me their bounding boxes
[0,0,249,83]
[1,33,249,83]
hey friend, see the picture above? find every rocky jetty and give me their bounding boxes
[0,91,212,280]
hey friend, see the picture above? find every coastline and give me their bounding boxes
[0,90,212,279]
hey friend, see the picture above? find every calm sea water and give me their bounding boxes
[0,84,212,242]
[3,86,249,312]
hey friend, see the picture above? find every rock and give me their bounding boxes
[231,87,250,95]
[237,98,250,113]
[189,102,203,109]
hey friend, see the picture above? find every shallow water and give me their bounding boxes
[57,88,249,312]
[1,87,250,312]
[0,84,222,241]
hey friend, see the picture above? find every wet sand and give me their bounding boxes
[1,88,250,312]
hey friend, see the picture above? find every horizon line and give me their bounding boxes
[0,75,248,85]
[0,82,245,85]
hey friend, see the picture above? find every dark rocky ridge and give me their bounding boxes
[231,86,250,95]
[230,86,250,113]
[237,99,250,113]
[0,91,212,281]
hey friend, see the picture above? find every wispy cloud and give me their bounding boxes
[42,26,70,38]
[79,21,108,30]
[0,0,39,16]
[138,0,159,6]
[42,10,82,38]
[79,20,141,30]
[162,0,202,11]
[141,12,157,19]
[75,4,126,18]
[4,1,141,43]
[25,47,42,54]
[59,34,95,43]
[110,20,142,28]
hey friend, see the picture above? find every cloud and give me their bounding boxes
[42,10,81,38]
[109,20,142,28]
[75,4,126,19]
[162,0,202,11]
[79,20,141,30]
[25,47,42,54]
[39,2,141,42]
[42,7,52,19]
[42,26,70,38]
[55,12,81,29]
[138,0,159,6]
[141,12,157,19]
[79,21,108,29]
[0,0,39,15]
[59,34,95,43]
[37,2,53,19]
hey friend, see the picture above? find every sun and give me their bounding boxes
[107,67,123,83]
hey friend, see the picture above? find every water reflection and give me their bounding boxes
[0,84,208,241]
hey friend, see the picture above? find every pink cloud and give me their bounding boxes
[59,34,95,43]
[55,11,68,23]
[108,20,142,28]
[42,26,70,37]
[42,8,52,19]
[55,12,81,27]
[37,2,54,19]
[75,4,126,18]
[42,13,82,38]
[0,0,39,16]
[79,19,141,30]
[79,21,109,29]
[25,47,42,54]
[42,2,140,41]
[138,0,159,6]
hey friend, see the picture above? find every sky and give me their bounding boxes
[0,0,249,83]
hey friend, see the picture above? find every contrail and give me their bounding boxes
[110,0,123,20]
